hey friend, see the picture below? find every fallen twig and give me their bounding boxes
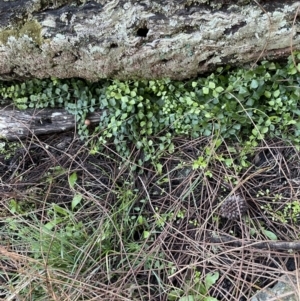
[209,234,300,251]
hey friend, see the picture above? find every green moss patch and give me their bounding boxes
[0,20,42,45]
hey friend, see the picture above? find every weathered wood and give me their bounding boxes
[0,0,299,81]
[0,106,100,140]
[210,234,300,251]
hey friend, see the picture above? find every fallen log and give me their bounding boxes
[0,0,299,81]
[0,106,100,140]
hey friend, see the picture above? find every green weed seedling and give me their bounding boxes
[168,271,219,301]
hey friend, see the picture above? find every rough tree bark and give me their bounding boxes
[0,0,299,81]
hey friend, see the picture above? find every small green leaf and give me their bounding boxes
[273,90,280,98]
[226,85,233,92]
[44,218,63,230]
[269,100,275,106]
[215,86,224,93]
[205,272,219,290]
[53,204,69,216]
[143,231,150,239]
[156,163,163,174]
[72,194,83,210]
[208,81,215,89]
[168,143,175,153]
[9,199,20,214]
[203,87,210,95]
[179,296,194,301]
[69,172,77,188]
[250,79,259,89]
[246,98,254,106]
[109,98,116,106]
[262,229,277,240]
[264,91,271,98]
[121,96,128,103]
[265,119,271,126]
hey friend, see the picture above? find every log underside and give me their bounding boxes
[0,0,299,81]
